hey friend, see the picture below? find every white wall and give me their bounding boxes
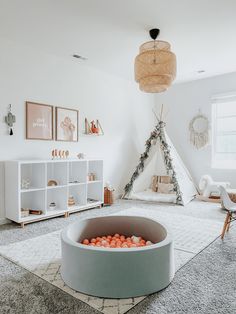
[0,39,155,220]
[156,72,236,187]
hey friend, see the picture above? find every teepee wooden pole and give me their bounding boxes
[159,104,164,121]
[152,108,160,122]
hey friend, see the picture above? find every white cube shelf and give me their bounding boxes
[5,159,103,226]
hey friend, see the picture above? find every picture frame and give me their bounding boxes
[56,107,79,142]
[26,101,54,140]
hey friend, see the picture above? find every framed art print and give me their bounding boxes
[56,107,78,142]
[26,102,53,140]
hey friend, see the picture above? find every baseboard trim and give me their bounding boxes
[0,218,10,225]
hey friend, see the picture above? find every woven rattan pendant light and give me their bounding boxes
[135,29,176,93]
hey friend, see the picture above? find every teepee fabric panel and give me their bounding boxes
[164,131,197,205]
[131,139,167,194]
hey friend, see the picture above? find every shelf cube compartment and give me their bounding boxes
[68,184,87,208]
[68,161,87,184]
[47,162,68,186]
[47,187,68,212]
[21,163,46,190]
[21,190,46,215]
[87,181,103,203]
[88,160,103,181]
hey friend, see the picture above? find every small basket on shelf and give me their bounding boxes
[104,183,115,206]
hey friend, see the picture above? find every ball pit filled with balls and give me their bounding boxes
[81,233,154,248]
[61,215,174,298]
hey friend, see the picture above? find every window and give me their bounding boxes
[212,93,236,168]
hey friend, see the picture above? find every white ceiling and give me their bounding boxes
[1,0,236,83]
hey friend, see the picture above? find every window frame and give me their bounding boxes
[211,93,236,169]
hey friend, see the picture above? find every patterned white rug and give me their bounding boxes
[0,207,222,314]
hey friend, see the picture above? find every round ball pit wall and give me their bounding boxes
[61,215,174,298]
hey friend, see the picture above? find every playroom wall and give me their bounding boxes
[0,38,155,222]
[156,71,236,188]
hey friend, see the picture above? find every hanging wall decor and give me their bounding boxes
[56,107,78,142]
[26,102,53,140]
[84,118,104,136]
[5,104,16,135]
[189,112,209,149]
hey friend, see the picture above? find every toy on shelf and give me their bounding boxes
[199,175,230,197]
[52,149,69,159]
[87,173,96,181]
[21,208,30,217]
[68,195,76,206]
[48,180,58,186]
[85,118,104,136]
[21,179,31,190]
[49,202,56,210]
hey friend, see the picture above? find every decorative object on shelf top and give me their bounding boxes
[21,179,31,190]
[68,195,76,206]
[51,149,69,159]
[85,118,104,136]
[47,180,58,187]
[5,104,16,135]
[189,111,210,149]
[77,153,85,159]
[134,28,176,93]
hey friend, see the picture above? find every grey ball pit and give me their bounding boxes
[61,215,174,298]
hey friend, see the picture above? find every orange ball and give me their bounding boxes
[120,235,125,242]
[114,233,120,238]
[102,236,107,240]
[107,235,112,240]
[91,238,96,243]
[126,237,132,243]
[96,242,101,247]
[121,243,128,248]
[110,243,116,248]
[82,239,89,245]
[96,237,102,242]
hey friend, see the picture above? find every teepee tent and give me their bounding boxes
[123,120,198,205]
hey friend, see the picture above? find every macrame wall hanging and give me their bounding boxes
[189,112,209,149]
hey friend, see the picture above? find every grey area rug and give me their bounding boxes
[128,224,236,314]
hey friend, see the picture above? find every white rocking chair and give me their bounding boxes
[219,186,236,239]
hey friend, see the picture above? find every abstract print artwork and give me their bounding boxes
[56,107,78,142]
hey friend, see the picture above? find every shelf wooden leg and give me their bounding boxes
[20,222,25,228]
[64,212,69,218]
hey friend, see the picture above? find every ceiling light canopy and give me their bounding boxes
[135,28,176,93]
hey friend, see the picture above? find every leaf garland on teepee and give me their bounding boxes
[123,121,183,205]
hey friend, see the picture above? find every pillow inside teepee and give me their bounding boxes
[151,175,172,192]
[158,183,175,194]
